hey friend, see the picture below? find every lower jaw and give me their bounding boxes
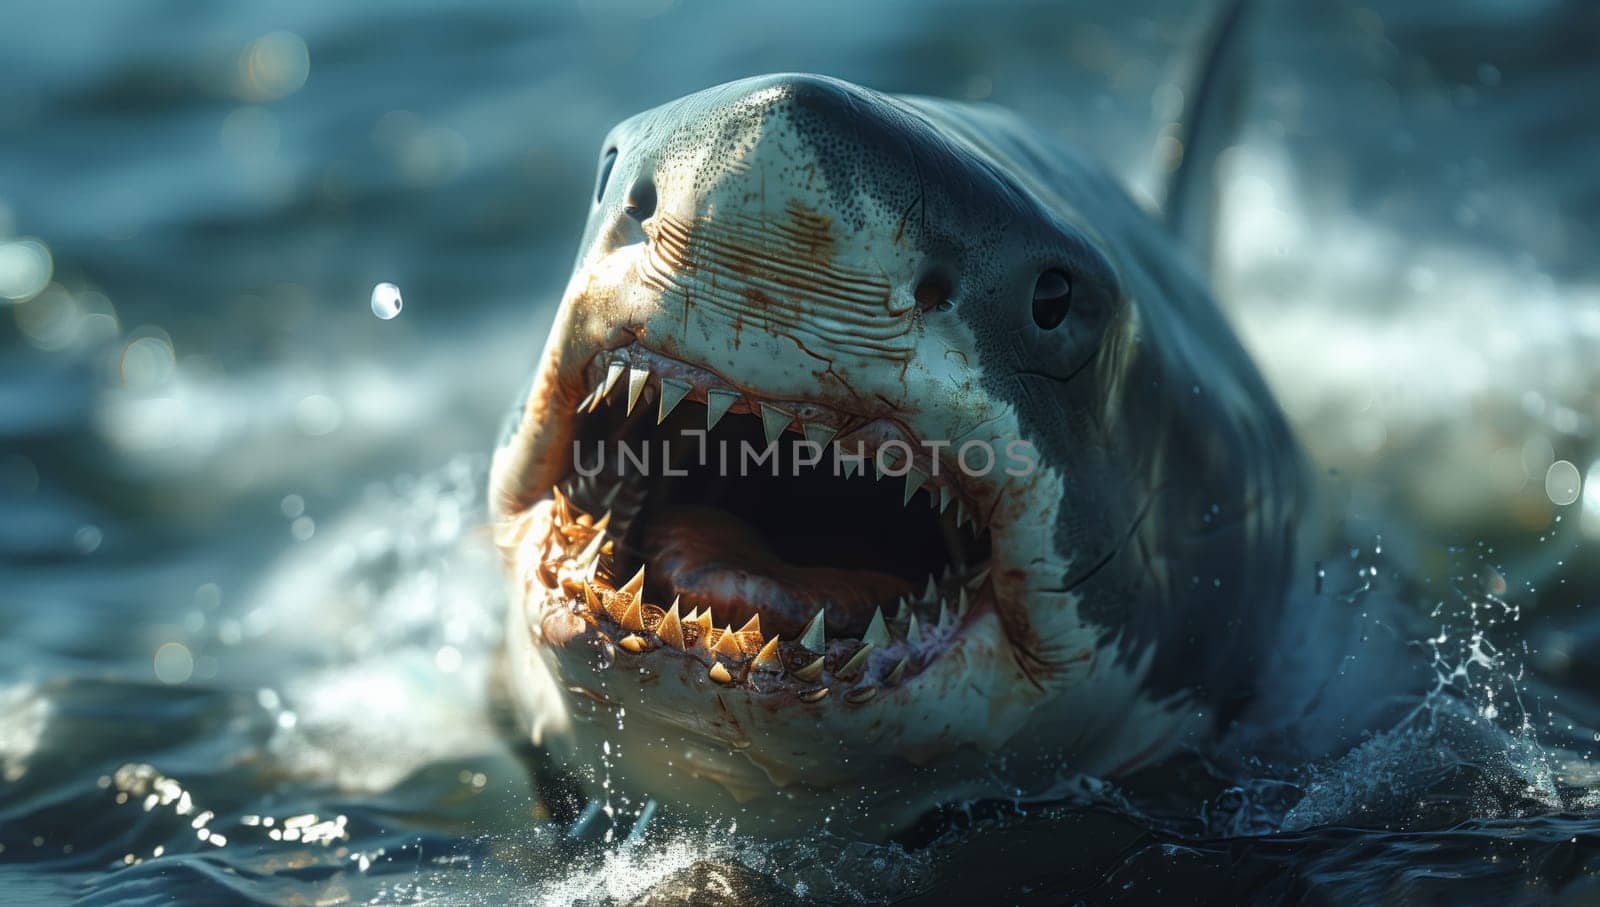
[498,493,1027,797]
[507,582,1022,840]
[505,471,1000,696]
[511,583,1195,842]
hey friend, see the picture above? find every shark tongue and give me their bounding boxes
[640,506,910,639]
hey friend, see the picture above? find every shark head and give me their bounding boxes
[491,74,1304,836]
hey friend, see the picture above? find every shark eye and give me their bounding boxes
[595,148,618,204]
[1031,269,1072,329]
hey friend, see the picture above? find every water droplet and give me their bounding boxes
[1545,460,1581,506]
[0,238,53,302]
[73,524,102,554]
[434,645,462,673]
[238,32,310,103]
[153,642,194,684]
[370,282,403,320]
[119,335,178,390]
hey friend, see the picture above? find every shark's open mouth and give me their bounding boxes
[501,343,1002,702]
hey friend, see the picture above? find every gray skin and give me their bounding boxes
[491,74,1308,838]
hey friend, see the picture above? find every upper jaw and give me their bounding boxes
[572,340,1006,529]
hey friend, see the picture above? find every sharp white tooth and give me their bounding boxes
[759,403,792,444]
[592,511,612,533]
[684,606,700,624]
[658,599,685,649]
[713,624,743,659]
[902,469,927,506]
[601,360,625,398]
[601,483,623,508]
[575,390,596,413]
[690,609,713,636]
[842,458,859,480]
[798,686,829,702]
[958,587,971,616]
[620,597,645,631]
[791,655,825,683]
[922,575,939,603]
[884,657,908,685]
[625,366,650,415]
[752,636,783,671]
[620,565,645,597]
[967,566,990,588]
[893,597,908,621]
[956,500,969,528]
[574,531,606,566]
[736,614,762,654]
[706,389,738,430]
[836,643,873,679]
[939,486,953,513]
[938,597,951,627]
[708,662,733,684]
[802,422,837,448]
[906,613,923,647]
[798,608,826,652]
[862,607,890,648]
[942,564,954,583]
[657,378,690,423]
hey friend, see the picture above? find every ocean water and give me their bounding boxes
[2,0,1599,903]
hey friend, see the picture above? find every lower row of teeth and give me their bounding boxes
[521,487,990,705]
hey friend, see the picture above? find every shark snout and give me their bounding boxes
[590,80,937,408]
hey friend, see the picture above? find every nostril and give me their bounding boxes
[624,179,657,222]
[914,271,953,313]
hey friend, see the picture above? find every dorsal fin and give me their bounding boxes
[1160,0,1255,277]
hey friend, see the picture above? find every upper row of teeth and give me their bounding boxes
[534,489,990,703]
[575,353,987,529]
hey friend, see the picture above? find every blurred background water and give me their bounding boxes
[1,0,1598,903]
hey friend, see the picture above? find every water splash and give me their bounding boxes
[1273,535,1579,833]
